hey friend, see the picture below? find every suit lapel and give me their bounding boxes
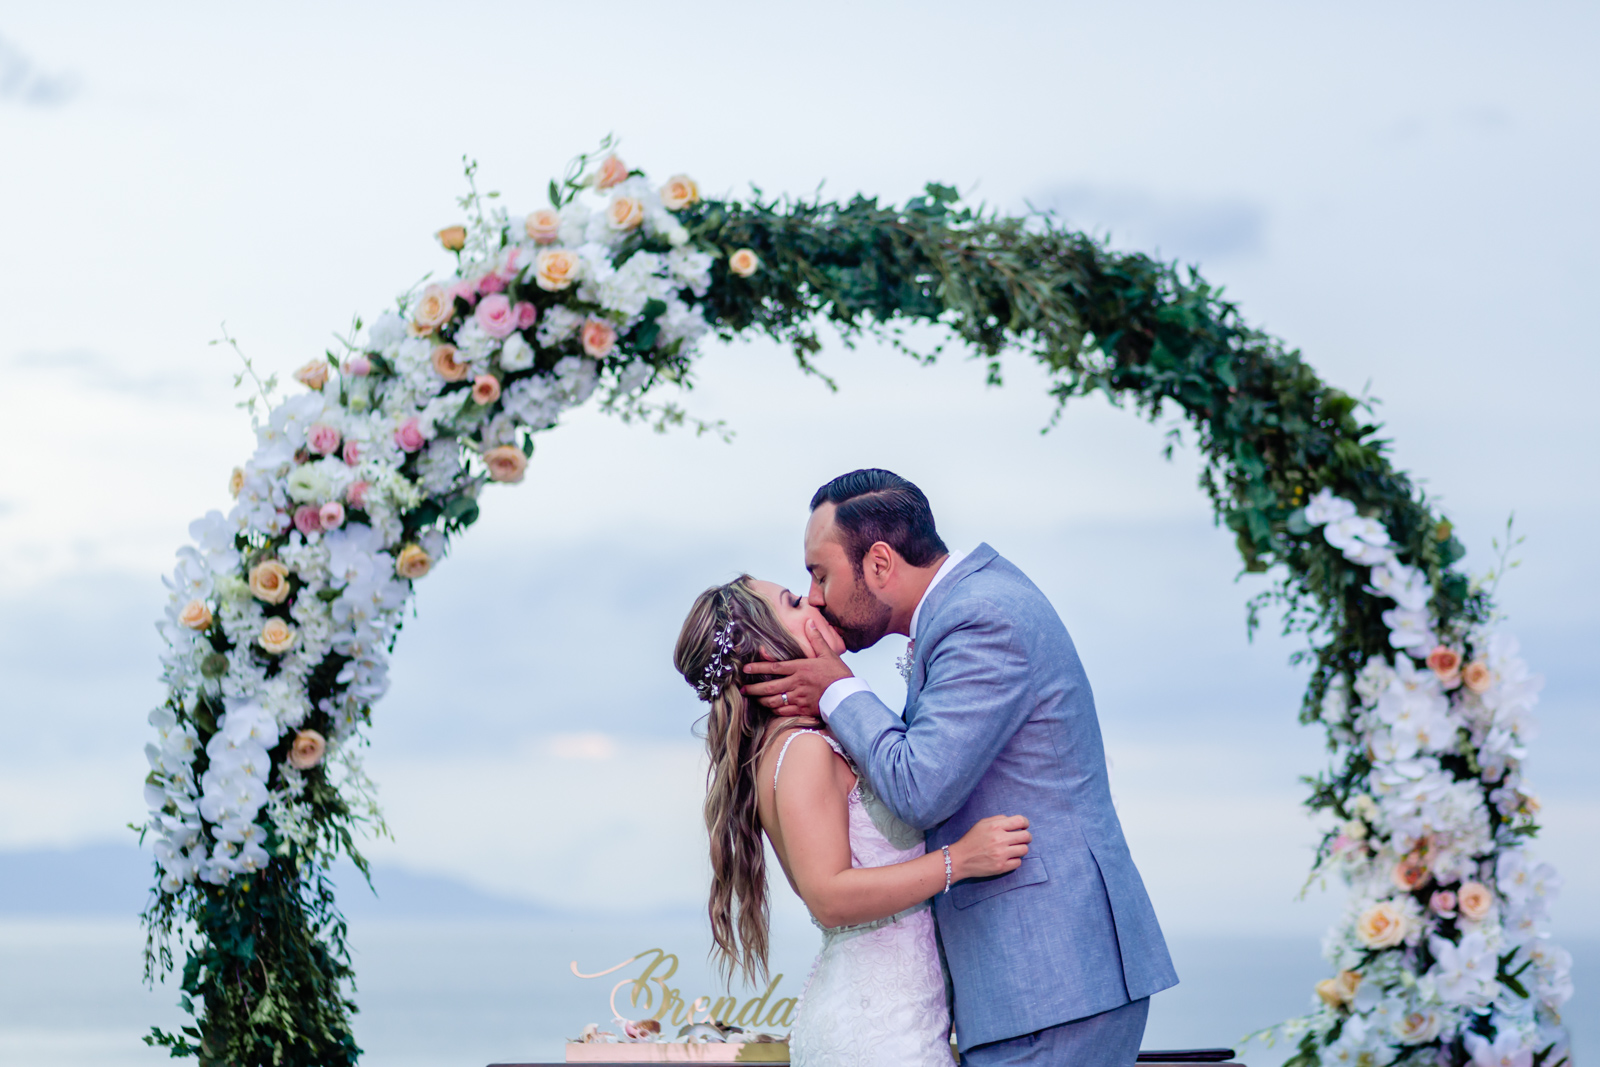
[903,544,998,720]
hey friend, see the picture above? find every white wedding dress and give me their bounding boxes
[775,731,953,1067]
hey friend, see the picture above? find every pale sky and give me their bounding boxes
[0,1,1595,951]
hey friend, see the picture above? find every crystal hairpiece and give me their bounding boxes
[695,622,738,700]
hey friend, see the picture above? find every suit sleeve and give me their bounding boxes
[826,602,1033,831]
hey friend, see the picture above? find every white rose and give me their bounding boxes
[499,332,535,371]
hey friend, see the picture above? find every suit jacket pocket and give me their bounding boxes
[949,854,1049,910]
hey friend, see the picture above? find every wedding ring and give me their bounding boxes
[782,693,789,706]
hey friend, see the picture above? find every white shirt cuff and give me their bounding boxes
[819,676,874,721]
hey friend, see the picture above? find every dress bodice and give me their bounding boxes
[772,730,953,1066]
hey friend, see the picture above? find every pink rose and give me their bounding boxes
[477,272,507,295]
[447,278,479,307]
[293,505,323,535]
[346,480,371,508]
[471,374,501,405]
[342,440,361,466]
[307,423,342,455]
[581,319,617,358]
[475,293,516,339]
[1430,890,1458,918]
[343,355,372,377]
[394,417,426,453]
[515,301,537,329]
[319,501,346,530]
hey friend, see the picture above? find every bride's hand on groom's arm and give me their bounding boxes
[950,815,1032,880]
[742,620,853,716]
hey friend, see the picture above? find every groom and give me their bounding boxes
[744,469,1177,1066]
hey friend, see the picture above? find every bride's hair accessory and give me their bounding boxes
[695,621,738,700]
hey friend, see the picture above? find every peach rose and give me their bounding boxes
[293,360,330,391]
[534,248,579,291]
[394,416,426,453]
[471,374,501,405]
[1392,854,1431,892]
[1426,645,1462,687]
[659,175,700,211]
[581,319,617,359]
[346,480,372,509]
[410,284,457,335]
[1462,660,1493,693]
[729,248,761,277]
[1457,880,1493,921]
[288,729,327,770]
[1354,900,1409,949]
[607,196,644,232]
[1314,969,1362,1008]
[307,423,342,455]
[179,599,213,631]
[483,445,528,483]
[594,153,628,190]
[228,467,246,498]
[395,543,432,579]
[319,501,345,530]
[436,225,467,251]
[525,208,561,244]
[259,617,298,655]
[431,344,469,382]
[1429,890,1457,918]
[248,560,292,604]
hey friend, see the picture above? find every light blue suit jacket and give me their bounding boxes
[826,544,1178,1050]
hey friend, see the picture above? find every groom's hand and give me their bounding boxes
[742,620,853,716]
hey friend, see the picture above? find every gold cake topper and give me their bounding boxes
[571,948,797,1031]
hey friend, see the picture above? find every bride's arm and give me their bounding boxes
[772,732,1029,928]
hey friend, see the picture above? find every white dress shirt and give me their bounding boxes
[818,549,968,721]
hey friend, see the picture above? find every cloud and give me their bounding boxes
[0,34,78,107]
[1037,184,1267,261]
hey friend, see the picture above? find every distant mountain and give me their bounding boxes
[0,844,551,919]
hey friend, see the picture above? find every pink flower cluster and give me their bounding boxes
[294,502,347,534]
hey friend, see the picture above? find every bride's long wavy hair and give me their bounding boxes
[674,576,814,983]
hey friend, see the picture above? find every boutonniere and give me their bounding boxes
[896,640,915,683]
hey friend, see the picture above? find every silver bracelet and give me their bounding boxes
[941,845,953,894]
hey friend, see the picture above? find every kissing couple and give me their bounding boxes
[674,470,1178,1067]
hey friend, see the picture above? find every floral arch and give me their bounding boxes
[142,146,1571,1067]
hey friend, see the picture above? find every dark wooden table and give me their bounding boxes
[489,1047,1241,1066]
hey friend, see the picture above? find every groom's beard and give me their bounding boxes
[822,577,893,652]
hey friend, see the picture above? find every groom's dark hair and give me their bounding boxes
[810,469,948,572]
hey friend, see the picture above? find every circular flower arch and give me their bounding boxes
[142,145,1572,1067]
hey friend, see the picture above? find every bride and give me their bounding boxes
[674,575,1032,1066]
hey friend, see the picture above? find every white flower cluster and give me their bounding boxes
[1295,490,1569,1066]
[145,157,725,893]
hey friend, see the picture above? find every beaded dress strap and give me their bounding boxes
[773,729,847,793]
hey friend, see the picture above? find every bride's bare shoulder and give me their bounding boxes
[758,725,852,798]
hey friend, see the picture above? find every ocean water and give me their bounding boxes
[1,917,1593,1067]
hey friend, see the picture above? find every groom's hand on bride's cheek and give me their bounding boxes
[741,621,853,716]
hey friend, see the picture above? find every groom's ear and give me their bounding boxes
[861,541,896,589]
